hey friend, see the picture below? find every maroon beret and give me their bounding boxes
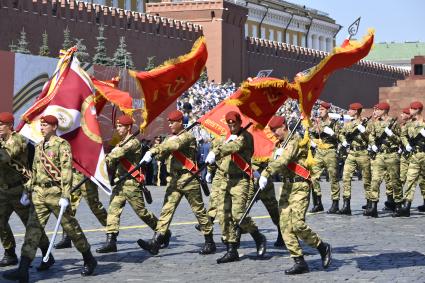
[167,110,183,122]
[402,108,410,115]
[116,115,133,125]
[349,103,363,110]
[225,111,242,123]
[0,112,14,124]
[320,101,331,109]
[376,102,390,111]
[268,116,285,129]
[410,101,423,110]
[40,115,58,125]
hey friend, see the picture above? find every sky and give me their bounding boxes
[286,0,425,44]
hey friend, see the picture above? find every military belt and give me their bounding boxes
[380,148,398,154]
[6,180,23,189]
[351,145,367,151]
[291,176,309,183]
[224,172,249,179]
[37,181,60,188]
[171,169,191,177]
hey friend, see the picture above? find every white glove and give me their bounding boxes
[384,127,393,137]
[398,148,402,154]
[310,140,317,149]
[141,151,153,163]
[274,148,284,160]
[406,144,413,152]
[20,193,30,206]
[205,171,212,183]
[205,151,216,164]
[342,140,349,148]
[371,145,378,152]
[58,198,69,209]
[420,128,425,137]
[357,124,366,133]
[253,170,261,179]
[323,126,335,136]
[227,134,238,142]
[259,176,268,190]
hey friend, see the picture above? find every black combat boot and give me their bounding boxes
[284,256,309,275]
[274,226,285,248]
[0,248,18,267]
[160,230,172,249]
[317,241,332,268]
[309,194,324,213]
[137,232,164,255]
[250,229,267,257]
[383,195,396,212]
[417,199,425,212]
[2,255,31,283]
[399,200,411,217]
[362,200,371,210]
[327,200,339,214]
[216,243,239,264]
[96,233,117,253]
[36,246,55,271]
[81,249,97,276]
[338,198,351,215]
[199,233,216,255]
[54,233,72,249]
[195,216,214,232]
[392,202,403,217]
[364,201,378,218]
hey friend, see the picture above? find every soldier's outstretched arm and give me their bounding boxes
[150,133,194,159]
[261,139,298,178]
[105,139,139,164]
[212,134,246,160]
[59,141,73,200]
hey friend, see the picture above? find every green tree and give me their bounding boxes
[17,28,30,54]
[62,26,73,50]
[74,38,89,62]
[112,36,134,69]
[93,25,111,66]
[39,30,50,56]
[9,41,18,52]
[145,56,156,71]
[199,69,208,82]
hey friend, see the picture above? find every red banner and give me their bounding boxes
[130,36,208,131]
[92,77,133,115]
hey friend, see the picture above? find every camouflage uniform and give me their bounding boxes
[0,132,50,264]
[70,170,107,226]
[368,118,402,206]
[21,135,91,260]
[261,133,324,258]
[339,118,372,202]
[310,117,341,213]
[105,136,158,234]
[150,131,213,236]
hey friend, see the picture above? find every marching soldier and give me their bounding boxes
[137,110,215,255]
[203,111,266,264]
[54,169,108,249]
[367,102,402,217]
[0,112,51,269]
[3,115,97,282]
[258,115,331,275]
[396,101,425,217]
[97,115,159,253]
[339,103,372,214]
[310,101,341,214]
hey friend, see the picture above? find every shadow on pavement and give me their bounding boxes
[354,251,425,270]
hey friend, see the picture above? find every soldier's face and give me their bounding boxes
[271,126,287,141]
[40,122,57,138]
[227,120,241,135]
[116,123,130,138]
[0,122,12,138]
[319,107,328,118]
[401,113,410,121]
[375,109,385,117]
[347,109,357,117]
[410,108,420,116]
[168,120,183,135]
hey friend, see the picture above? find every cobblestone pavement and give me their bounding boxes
[2,181,425,282]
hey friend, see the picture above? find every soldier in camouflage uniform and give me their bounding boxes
[259,115,331,275]
[339,103,372,214]
[54,169,108,249]
[310,101,341,214]
[97,115,159,253]
[0,112,51,268]
[3,115,97,283]
[366,102,402,217]
[137,110,215,255]
[396,101,425,217]
[204,111,266,264]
